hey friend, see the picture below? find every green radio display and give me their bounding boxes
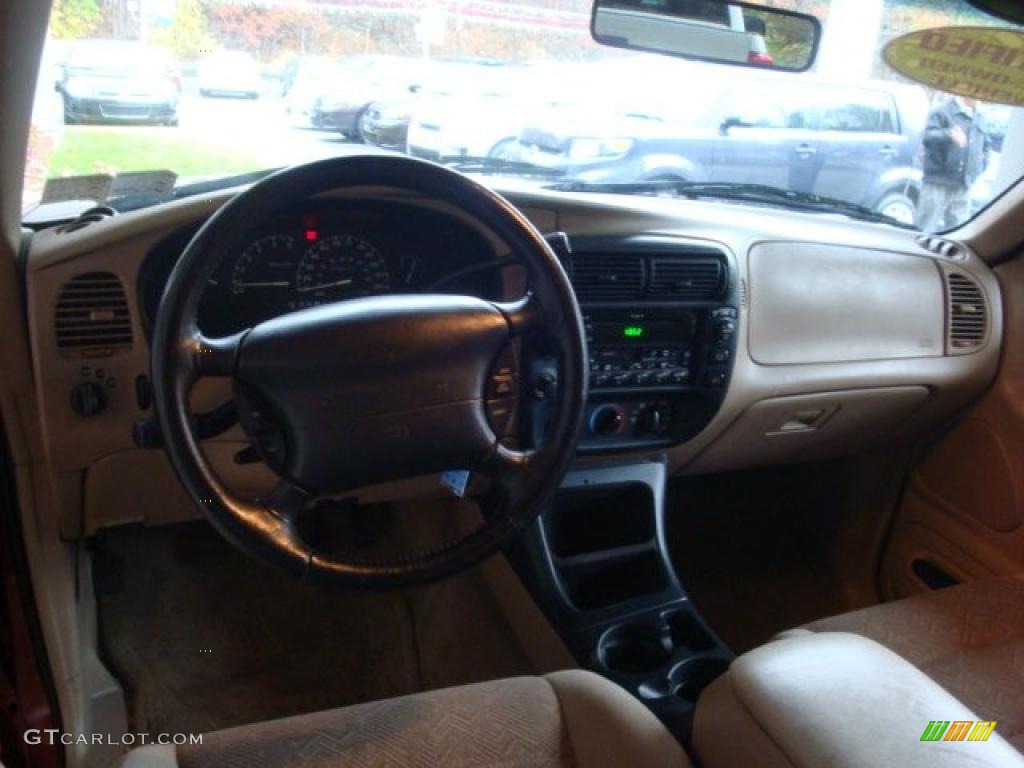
[622,325,645,338]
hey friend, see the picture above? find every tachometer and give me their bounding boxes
[294,234,391,306]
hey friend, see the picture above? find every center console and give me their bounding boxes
[561,236,740,453]
[512,462,733,739]
[508,235,740,736]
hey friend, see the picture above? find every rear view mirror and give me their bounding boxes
[591,0,821,72]
[965,0,1024,24]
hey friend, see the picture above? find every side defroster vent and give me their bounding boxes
[571,253,644,301]
[648,258,723,299]
[55,272,133,357]
[917,235,967,261]
[945,271,987,353]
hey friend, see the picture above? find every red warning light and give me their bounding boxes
[304,229,318,242]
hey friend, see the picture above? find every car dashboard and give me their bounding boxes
[23,178,1002,538]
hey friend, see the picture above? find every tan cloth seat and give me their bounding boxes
[694,631,1024,768]
[790,575,1024,753]
[122,670,690,768]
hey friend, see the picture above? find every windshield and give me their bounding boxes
[25,0,1024,232]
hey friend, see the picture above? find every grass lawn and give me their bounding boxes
[46,127,264,179]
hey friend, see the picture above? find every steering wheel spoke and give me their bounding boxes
[493,293,544,337]
[483,442,535,477]
[192,330,245,377]
[264,478,313,520]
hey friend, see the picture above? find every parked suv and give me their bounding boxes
[514,76,928,224]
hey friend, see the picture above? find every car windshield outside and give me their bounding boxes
[25,0,1024,232]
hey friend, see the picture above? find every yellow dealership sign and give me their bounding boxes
[884,26,1024,107]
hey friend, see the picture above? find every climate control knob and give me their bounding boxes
[70,381,107,417]
[589,404,625,436]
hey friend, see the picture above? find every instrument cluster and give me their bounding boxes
[141,200,507,337]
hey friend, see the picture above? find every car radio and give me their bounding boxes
[527,234,740,454]
[586,310,699,390]
[580,306,738,451]
[586,307,737,390]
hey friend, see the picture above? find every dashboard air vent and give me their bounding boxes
[571,253,644,301]
[917,235,966,261]
[945,271,987,353]
[55,272,133,357]
[648,258,723,299]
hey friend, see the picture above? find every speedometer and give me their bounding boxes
[226,234,302,329]
[294,234,391,306]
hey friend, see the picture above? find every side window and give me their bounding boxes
[819,90,897,133]
[724,89,788,129]
[723,86,816,130]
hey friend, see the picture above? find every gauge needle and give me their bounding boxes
[234,281,290,288]
[297,278,354,292]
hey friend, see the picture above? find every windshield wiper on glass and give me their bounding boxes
[546,180,914,229]
[442,156,566,177]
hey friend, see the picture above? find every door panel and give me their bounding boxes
[881,256,1024,598]
[711,85,821,192]
[815,131,900,203]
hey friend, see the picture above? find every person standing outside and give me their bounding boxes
[918,95,991,232]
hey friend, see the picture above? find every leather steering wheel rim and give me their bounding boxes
[151,154,587,587]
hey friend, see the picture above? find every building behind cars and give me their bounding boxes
[56,39,180,126]
[513,72,928,224]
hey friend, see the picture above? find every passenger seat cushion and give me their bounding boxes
[693,632,1024,768]
[123,671,690,768]
[174,676,573,768]
[797,576,1024,751]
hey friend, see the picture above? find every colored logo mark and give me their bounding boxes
[921,720,997,742]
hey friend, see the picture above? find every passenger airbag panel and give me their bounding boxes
[748,243,944,365]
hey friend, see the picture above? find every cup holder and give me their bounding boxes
[597,623,671,675]
[665,608,714,652]
[668,657,730,703]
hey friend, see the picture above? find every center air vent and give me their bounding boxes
[945,271,987,353]
[649,258,723,299]
[571,253,644,301]
[55,272,133,357]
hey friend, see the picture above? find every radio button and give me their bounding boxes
[670,370,691,385]
[705,371,726,387]
[709,347,730,364]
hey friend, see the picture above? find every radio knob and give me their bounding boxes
[589,405,625,436]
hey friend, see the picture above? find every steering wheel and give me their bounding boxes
[151,155,587,587]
